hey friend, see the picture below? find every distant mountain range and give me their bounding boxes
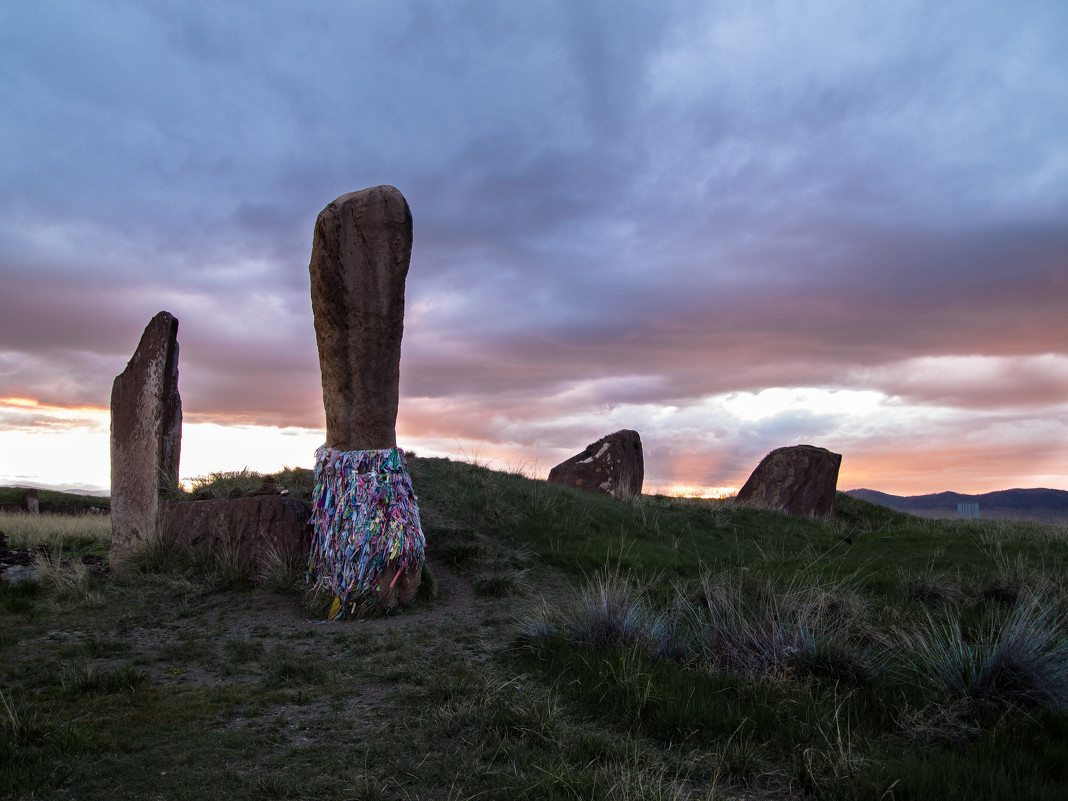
[845,488,1068,524]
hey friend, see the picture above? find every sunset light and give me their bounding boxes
[1,2,1065,498]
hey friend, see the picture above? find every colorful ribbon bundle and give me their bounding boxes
[307,446,425,619]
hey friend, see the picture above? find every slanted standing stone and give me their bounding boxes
[307,187,424,616]
[736,444,841,518]
[548,429,645,498]
[109,311,182,569]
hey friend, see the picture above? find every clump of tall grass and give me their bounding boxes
[30,549,93,596]
[570,572,667,650]
[195,541,256,589]
[473,568,528,598]
[904,592,1068,711]
[272,466,315,502]
[521,569,879,684]
[976,553,1050,607]
[187,468,265,498]
[901,566,964,606]
[61,662,149,695]
[789,689,872,796]
[1,688,91,797]
[185,466,314,502]
[686,572,876,684]
[256,541,306,592]
[1,689,42,750]
[425,669,562,747]
[116,535,254,592]
[518,571,687,661]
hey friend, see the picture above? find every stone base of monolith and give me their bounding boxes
[158,494,312,579]
[736,444,842,518]
[307,446,424,618]
[110,311,182,570]
[548,429,645,497]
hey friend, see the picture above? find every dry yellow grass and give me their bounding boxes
[0,510,110,551]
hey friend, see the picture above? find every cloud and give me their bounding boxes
[2,1,1067,494]
[857,355,1068,410]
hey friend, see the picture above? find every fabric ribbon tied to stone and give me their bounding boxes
[308,446,425,618]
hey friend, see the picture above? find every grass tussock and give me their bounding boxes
[1,688,90,787]
[61,663,150,696]
[473,568,528,598]
[116,534,258,591]
[519,571,678,660]
[256,541,306,593]
[686,571,876,683]
[184,466,315,502]
[906,593,1068,711]
[30,549,93,594]
[901,565,965,606]
[187,467,265,498]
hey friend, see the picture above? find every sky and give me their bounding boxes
[1,0,1066,497]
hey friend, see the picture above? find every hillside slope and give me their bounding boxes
[846,487,1068,523]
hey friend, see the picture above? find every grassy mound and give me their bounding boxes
[3,455,1068,799]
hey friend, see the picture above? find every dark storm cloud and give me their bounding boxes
[2,1,1067,493]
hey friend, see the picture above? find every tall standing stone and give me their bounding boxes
[736,444,841,518]
[309,185,412,451]
[22,489,39,514]
[307,187,424,616]
[110,311,182,569]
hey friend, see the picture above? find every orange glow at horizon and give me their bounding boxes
[655,484,739,499]
[1,397,111,417]
[2,390,1066,496]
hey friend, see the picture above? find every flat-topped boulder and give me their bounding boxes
[110,311,182,569]
[736,444,842,518]
[548,429,645,497]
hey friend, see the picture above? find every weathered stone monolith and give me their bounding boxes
[109,311,182,569]
[309,185,412,451]
[548,429,645,498]
[736,444,841,518]
[22,489,39,514]
[307,187,424,616]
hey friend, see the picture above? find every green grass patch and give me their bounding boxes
[0,487,109,508]
[3,455,1068,799]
